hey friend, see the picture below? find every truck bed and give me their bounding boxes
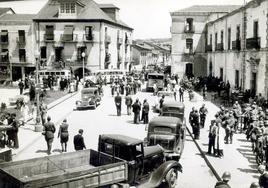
[0,149,128,188]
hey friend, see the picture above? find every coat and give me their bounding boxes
[73,134,86,150]
[132,102,141,114]
[143,102,150,114]
[43,121,56,140]
[216,125,225,150]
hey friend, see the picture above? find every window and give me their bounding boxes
[220,68,223,80]
[236,25,240,40]
[1,49,8,62]
[19,49,26,62]
[185,18,193,31]
[186,38,193,50]
[220,30,224,44]
[253,21,258,38]
[215,33,218,48]
[1,30,8,43]
[40,47,46,59]
[70,3,75,13]
[209,34,212,45]
[60,3,65,13]
[85,26,93,40]
[18,30,25,43]
[63,25,73,41]
[228,28,231,50]
[45,26,54,40]
[235,70,239,88]
[66,3,70,13]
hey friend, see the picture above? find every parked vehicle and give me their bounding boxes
[146,116,186,161]
[99,134,182,187]
[161,101,185,120]
[146,73,164,92]
[75,87,101,110]
[38,69,71,80]
[90,69,128,83]
[153,91,175,113]
[0,134,182,188]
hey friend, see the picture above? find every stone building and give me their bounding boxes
[33,0,133,78]
[0,0,133,81]
[170,5,241,78]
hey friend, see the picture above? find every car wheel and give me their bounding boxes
[165,168,177,188]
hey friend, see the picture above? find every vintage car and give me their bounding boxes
[99,134,182,187]
[75,87,101,110]
[153,91,175,113]
[161,101,185,120]
[146,116,186,161]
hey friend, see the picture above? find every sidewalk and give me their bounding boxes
[11,91,78,157]
[183,91,258,188]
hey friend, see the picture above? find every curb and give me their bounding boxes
[13,92,78,158]
[185,125,221,181]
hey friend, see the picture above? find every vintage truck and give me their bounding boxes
[0,134,182,188]
[75,87,101,110]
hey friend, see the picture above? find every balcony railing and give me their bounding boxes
[83,34,94,42]
[215,43,224,51]
[232,39,241,51]
[206,45,212,52]
[184,25,195,33]
[17,37,26,45]
[44,34,54,41]
[246,37,260,50]
[61,34,78,42]
[105,35,111,44]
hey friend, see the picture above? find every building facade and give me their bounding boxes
[171,0,268,97]
[0,0,133,81]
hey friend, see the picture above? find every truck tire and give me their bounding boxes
[165,168,177,188]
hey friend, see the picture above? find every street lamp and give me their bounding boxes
[34,49,42,132]
[82,52,86,83]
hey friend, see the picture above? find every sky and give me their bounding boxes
[0,0,246,39]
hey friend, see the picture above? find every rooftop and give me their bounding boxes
[173,5,241,13]
[0,14,36,22]
[98,4,119,10]
[149,116,182,126]
[100,134,142,146]
[0,7,15,15]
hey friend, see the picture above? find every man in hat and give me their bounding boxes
[132,98,141,124]
[114,92,122,116]
[215,171,231,188]
[58,119,69,152]
[73,129,86,151]
[43,116,56,155]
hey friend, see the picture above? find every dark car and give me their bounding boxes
[75,87,101,110]
[147,116,185,161]
[99,134,182,187]
[161,101,185,120]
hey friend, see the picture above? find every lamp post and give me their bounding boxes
[34,50,42,132]
[9,55,12,85]
[82,52,86,83]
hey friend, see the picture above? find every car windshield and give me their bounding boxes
[82,90,95,95]
[150,138,174,151]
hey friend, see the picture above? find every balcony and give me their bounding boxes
[215,43,224,51]
[184,25,195,33]
[105,35,111,44]
[44,34,54,41]
[246,37,260,50]
[16,37,26,45]
[206,45,212,52]
[61,34,78,42]
[83,34,94,42]
[232,39,241,51]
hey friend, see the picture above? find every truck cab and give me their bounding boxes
[98,134,182,187]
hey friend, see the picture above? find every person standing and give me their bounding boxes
[159,95,165,112]
[58,119,69,152]
[43,116,56,155]
[20,102,29,126]
[179,87,184,102]
[114,92,122,116]
[6,113,19,148]
[199,104,208,128]
[214,172,231,188]
[208,121,217,155]
[132,99,141,124]
[142,99,150,124]
[189,107,195,134]
[258,165,268,188]
[125,94,133,115]
[203,84,207,101]
[73,129,86,151]
[192,109,200,139]
[18,79,24,95]
[215,122,225,158]
[40,101,48,126]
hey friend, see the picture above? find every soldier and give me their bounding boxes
[258,165,268,187]
[199,104,208,128]
[73,129,86,151]
[18,79,24,95]
[215,171,231,188]
[189,107,195,134]
[132,99,141,124]
[6,113,19,149]
[114,92,122,116]
[43,116,56,155]
[58,119,69,152]
[208,121,217,155]
[141,99,150,124]
[225,112,236,144]
[192,109,200,139]
[125,93,133,115]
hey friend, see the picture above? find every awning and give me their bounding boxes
[0,31,8,35]
[1,51,8,56]
[64,26,73,35]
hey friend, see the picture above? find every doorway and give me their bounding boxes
[251,72,257,96]
[185,63,193,78]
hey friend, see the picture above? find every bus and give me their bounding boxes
[38,69,71,80]
[89,69,128,83]
[146,73,164,92]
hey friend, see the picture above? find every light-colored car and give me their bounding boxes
[153,91,175,113]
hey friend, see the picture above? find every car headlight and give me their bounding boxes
[76,101,81,105]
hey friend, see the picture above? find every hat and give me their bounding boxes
[63,119,67,123]
[258,165,265,172]
[78,129,83,134]
[222,171,231,181]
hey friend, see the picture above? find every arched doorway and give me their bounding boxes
[185,63,193,78]
[74,67,91,80]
